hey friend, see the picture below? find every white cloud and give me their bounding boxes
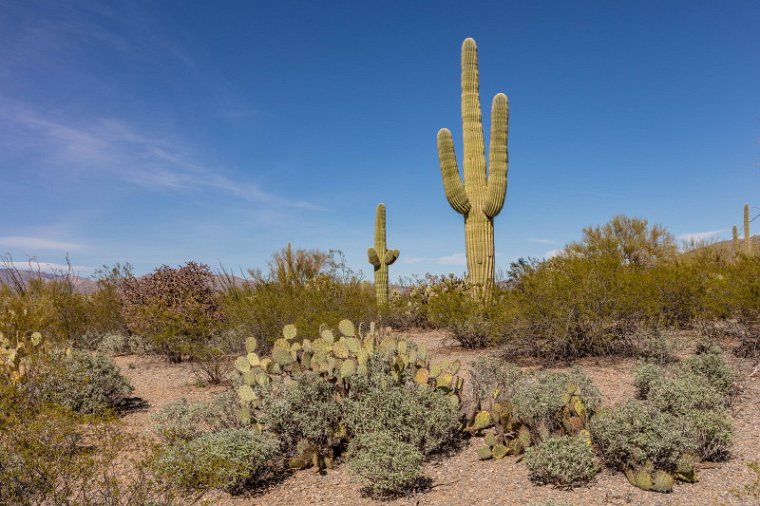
[544,249,562,258]
[677,230,725,243]
[434,253,467,266]
[2,261,92,274]
[401,256,426,265]
[529,238,554,244]
[0,236,84,251]
[0,100,315,209]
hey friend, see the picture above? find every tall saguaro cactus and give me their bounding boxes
[437,38,509,297]
[368,203,398,305]
[745,203,752,255]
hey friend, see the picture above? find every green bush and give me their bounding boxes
[646,372,725,415]
[260,374,344,453]
[524,435,600,488]
[511,368,602,435]
[22,349,133,415]
[153,429,280,493]
[347,430,423,497]
[681,351,737,396]
[683,409,732,461]
[633,363,663,399]
[152,392,241,445]
[591,401,696,471]
[344,382,461,456]
[469,357,523,409]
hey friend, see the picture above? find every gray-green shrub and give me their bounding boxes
[347,431,423,497]
[153,429,280,493]
[684,409,732,461]
[646,372,725,415]
[511,368,602,435]
[524,435,600,488]
[22,349,133,415]
[344,383,460,456]
[152,392,242,445]
[591,401,696,471]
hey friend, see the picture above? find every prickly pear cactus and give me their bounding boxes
[437,38,509,297]
[233,319,465,470]
[0,331,46,384]
[368,203,398,305]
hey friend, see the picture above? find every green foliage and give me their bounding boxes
[633,363,663,399]
[564,215,677,267]
[347,431,423,497]
[645,371,725,415]
[511,368,602,437]
[469,357,522,409]
[681,350,737,396]
[21,348,133,415]
[591,401,696,471]
[524,435,600,488]
[153,429,280,493]
[683,409,732,461]
[119,261,222,362]
[344,381,461,456]
[220,249,375,353]
[151,391,241,445]
[259,374,344,454]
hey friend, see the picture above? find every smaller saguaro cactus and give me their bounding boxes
[744,203,752,255]
[368,203,399,305]
[732,225,740,254]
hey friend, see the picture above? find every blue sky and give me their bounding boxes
[1,0,758,280]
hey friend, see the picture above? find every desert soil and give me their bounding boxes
[114,331,760,506]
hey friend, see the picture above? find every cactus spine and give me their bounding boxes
[732,225,740,254]
[437,38,508,297]
[744,203,752,255]
[368,203,398,305]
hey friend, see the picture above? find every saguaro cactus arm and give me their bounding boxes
[368,248,381,268]
[437,129,471,214]
[484,93,509,218]
[383,249,399,265]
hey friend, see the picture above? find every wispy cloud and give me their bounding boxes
[529,238,554,244]
[434,253,467,266]
[677,230,725,243]
[0,99,315,209]
[2,261,92,274]
[544,249,562,258]
[401,256,426,265]
[0,236,84,252]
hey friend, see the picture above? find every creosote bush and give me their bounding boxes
[347,430,423,497]
[524,435,600,488]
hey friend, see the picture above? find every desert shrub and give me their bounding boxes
[220,249,375,353]
[347,430,423,497]
[683,409,732,461]
[646,372,725,415]
[681,351,737,396]
[152,392,241,445]
[591,401,696,471]
[469,357,523,409]
[735,323,760,358]
[153,429,280,493]
[633,362,663,399]
[21,349,133,415]
[119,261,222,362]
[511,368,602,436]
[259,374,344,454]
[344,382,461,456]
[630,328,677,364]
[96,332,143,355]
[524,435,600,488]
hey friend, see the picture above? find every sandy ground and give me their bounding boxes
[114,330,760,506]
